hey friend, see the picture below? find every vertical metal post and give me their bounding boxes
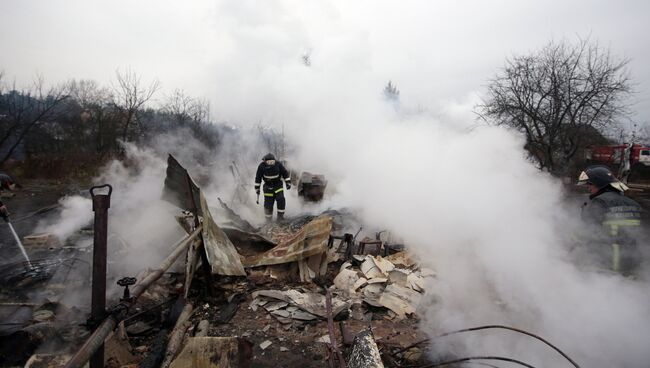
[89,184,112,368]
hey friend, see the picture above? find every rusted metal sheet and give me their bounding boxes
[242,215,333,268]
[164,154,246,277]
[199,192,246,276]
[163,155,202,216]
[218,197,256,232]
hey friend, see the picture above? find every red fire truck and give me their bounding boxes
[585,144,650,166]
[585,143,650,185]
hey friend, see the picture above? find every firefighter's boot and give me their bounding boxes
[264,208,273,223]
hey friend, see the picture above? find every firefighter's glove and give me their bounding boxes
[285,183,291,190]
[255,188,260,196]
[0,206,8,222]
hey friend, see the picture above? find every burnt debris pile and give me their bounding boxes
[0,154,581,368]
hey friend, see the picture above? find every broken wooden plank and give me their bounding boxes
[195,320,210,337]
[24,354,71,368]
[169,337,252,368]
[160,302,194,368]
[22,233,60,248]
[199,192,246,276]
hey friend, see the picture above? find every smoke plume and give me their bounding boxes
[33,2,650,366]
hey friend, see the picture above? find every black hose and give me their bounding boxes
[464,363,501,368]
[10,204,61,223]
[391,324,580,368]
[416,356,536,368]
[438,325,580,368]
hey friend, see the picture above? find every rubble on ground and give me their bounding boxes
[0,156,435,368]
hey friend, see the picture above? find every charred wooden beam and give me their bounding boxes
[160,302,194,368]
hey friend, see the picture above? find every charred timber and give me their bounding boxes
[160,302,194,368]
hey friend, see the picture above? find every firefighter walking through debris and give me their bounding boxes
[255,153,291,221]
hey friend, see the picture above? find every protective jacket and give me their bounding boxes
[255,161,291,219]
[0,173,14,190]
[581,187,643,273]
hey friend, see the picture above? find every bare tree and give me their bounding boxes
[68,79,109,107]
[477,38,632,174]
[383,80,400,101]
[111,69,160,141]
[163,89,209,125]
[0,75,69,165]
[67,79,116,155]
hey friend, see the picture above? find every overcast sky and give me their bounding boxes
[1,0,649,128]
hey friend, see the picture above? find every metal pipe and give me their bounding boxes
[89,184,112,368]
[130,227,202,298]
[64,226,202,368]
[325,290,347,368]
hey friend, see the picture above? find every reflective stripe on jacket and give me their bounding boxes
[581,188,643,272]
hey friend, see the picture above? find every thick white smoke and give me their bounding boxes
[289,98,650,367]
[200,3,650,367]
[39,196,92,241]
[30,2,650,366]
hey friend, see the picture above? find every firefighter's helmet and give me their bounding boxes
[262,153,275,161]
[577,166,627,192]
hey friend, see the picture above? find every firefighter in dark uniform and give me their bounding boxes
[0,172,17,221]
[255,153,291,221]
[578,166,643,274]
[0,199,8,221]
